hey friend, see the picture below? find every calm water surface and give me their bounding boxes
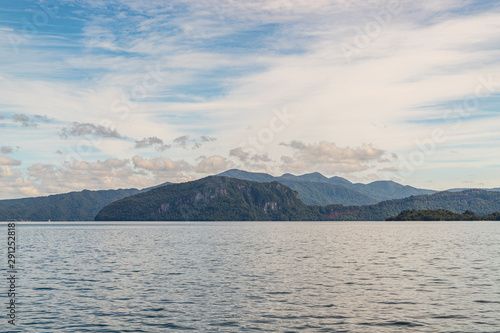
[4,221,500,332]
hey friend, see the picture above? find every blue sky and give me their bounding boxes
[1,0,500,199]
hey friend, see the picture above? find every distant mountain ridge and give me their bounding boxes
[445,187,500,193]
[218,169,436,205]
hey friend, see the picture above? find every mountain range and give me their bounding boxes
[1,169,499,221]
[95,177,500,221]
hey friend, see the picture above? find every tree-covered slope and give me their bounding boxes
[275,179,378,206]
[95,176,318,221]
[386,209,500,221]
[0,197,32,208]
[352,180,435,202]
[218,169,377,205]
[321,190,500,221]
[0,188,141,221]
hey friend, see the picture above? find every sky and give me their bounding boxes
[0,0,500,199]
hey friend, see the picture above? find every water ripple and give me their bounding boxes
[8,221,500,332]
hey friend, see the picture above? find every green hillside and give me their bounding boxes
[0,188,141,221]
[386,209,500,221]
[322,189,500,220]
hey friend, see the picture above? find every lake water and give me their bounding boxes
[4,221,500,332]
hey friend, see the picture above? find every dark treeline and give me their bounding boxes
[386,209,500,221]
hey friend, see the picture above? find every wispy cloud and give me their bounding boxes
[60,123,124,139]
[195,155,234,174]
[0,156,21,166]
[229,147,250,162]
[12,114,39,127]
[280,141,386,174]
[0,146,18,154]
[173,135,190,148]
[135,136,170,151]
[132,155,191,173]
[201,135,217,142]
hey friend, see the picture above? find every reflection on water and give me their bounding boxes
[6,221,500,332]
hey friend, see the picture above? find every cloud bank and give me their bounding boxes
[1,0,500,197]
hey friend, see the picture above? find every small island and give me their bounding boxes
[386,209,500,221]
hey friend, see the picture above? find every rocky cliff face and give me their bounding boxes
[159,186,230,213]
[156,183,285,215]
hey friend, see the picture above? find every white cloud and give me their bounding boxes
[280,141,386,174]
[132,155,191,172]
[195,155,234,174]
[0,156,21,166]
[283,141,385,163]
[18,157,191,198]
[0,166,14,177]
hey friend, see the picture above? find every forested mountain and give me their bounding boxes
[95,176,317,221]
[270,179,378,206]
[0,188,142,221]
